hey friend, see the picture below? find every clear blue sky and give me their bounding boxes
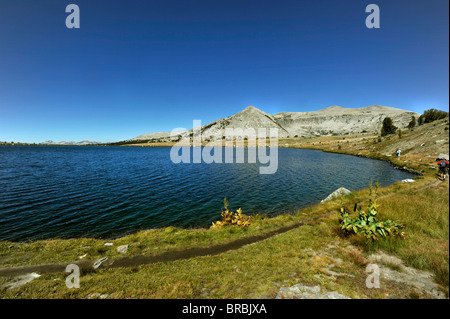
[0,0,448,143]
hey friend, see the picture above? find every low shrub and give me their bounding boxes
[211,198,253,228]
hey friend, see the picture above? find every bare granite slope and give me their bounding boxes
[273,105,418,137]
[196,105,291,140]
[130,104,419,142]
[131,132,172,141]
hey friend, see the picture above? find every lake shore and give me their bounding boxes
[114,117,447,175]
[0,118,448,299]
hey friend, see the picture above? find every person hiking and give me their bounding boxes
[396,149,401,159]
[437,158,449,180]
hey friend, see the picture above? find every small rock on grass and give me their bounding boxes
[117,245,129,254]
[3,272,41,290]
[276,283,350,299]
[92,257,108,270]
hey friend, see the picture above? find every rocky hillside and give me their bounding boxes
[191,105,290,140]
[131,132,171,141]
[273,105,418,137]
[372,116,449,161]
[281,116,449,172]
[129,105,419,142]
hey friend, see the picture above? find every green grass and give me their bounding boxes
[0,210,319,269]
[0,216,366,299]
[0,174,448,299]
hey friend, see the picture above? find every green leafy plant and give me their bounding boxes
[339,202,405,241]
[338,181,406,241]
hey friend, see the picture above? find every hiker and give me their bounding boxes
[396,149,401,159]
[437,158,449,180]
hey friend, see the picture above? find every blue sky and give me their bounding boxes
[0,0,448,143]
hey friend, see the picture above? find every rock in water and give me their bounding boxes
[320,187,352,203]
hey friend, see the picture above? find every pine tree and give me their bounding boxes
[407,116,416,129]
[380,117,397,137]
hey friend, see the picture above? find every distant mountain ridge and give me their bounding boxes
[130,105,420,142]
[40,140,100,145]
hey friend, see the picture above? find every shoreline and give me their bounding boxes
[0,131,436,243]
[0,156,447,298]
[0,142,419,243]
[0,170,447,299]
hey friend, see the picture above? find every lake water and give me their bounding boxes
[0,146,415,241]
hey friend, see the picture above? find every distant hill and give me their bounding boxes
[128,104,420,142]
[40,140,100,145]
[131,132,172,141]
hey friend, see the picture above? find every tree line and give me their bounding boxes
[381,108,448,137]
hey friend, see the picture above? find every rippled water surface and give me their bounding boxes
[0,146,415,241]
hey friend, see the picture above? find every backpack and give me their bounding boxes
[440,160,448,168]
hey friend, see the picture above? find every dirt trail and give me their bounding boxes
[0,212,334,278]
